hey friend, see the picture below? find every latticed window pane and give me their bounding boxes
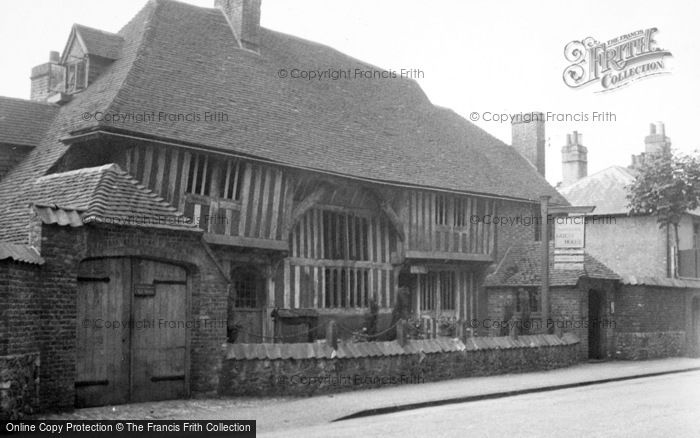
[234,272,258,308]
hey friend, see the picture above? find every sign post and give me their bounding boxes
[554,215,585,270]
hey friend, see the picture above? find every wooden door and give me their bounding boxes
[75,257,188,407]
[230,268,265,343]
[130,259,188,402]
[75,258,131,407]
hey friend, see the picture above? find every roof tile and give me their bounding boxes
[31,164,198,232]
[0,242,44,265]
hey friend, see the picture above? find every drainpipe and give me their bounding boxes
[540,195,550,332]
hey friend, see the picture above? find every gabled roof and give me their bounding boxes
[0,97,58,147]
[485,242,620,287]
[31,163,198,231]
[69,24,124,60]
[0,0,565,243]
[559,166,636,216]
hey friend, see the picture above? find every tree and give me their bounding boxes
[627,149,700,276]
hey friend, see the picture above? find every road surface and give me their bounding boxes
[261,370,700,437]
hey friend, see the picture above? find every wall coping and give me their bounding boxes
[223,334,580,361]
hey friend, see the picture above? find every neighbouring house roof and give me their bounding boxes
[0,0,565,244]
[0,97,59,147]
[620,275,700,289]
[30,163,199,231]
[223,334,579,360]
[559,164,700,218]
[485,242,620,287]
[72,24,124,59]
[559,166,636,216]
[0,242,43,265]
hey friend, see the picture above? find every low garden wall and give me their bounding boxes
[0,352,40,420]
[218,334,580,397]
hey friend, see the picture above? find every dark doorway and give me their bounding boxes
[588,290,603,360]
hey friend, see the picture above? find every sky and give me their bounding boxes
[1,0,698,186]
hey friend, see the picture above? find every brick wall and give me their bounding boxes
[0,226,84,412]
[34,226,84,410]
[0,261,43,357]
[614,285,686,333]
[612,284,689,359]
[487,285,591,360]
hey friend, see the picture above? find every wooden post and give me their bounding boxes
[396,319,407,346]
[325,320,338,350]
[540,195,551,334]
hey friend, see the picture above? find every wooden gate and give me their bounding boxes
[76,258,188,407]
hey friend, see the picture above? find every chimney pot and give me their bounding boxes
[644,121,671,155]
[561,131,588,186]
[49,51,60,63]
[657,122,665,136]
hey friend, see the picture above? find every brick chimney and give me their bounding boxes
[215,0,261,51]
[30,51,63,101]
[561,131,588,186]
[630,122,672,169]
[644,122,671,155]
[511,112,545,177]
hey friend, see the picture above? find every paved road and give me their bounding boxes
[261,370,700,438]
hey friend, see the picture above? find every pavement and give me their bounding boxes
[264,369,700,437]
[41,357,700,433]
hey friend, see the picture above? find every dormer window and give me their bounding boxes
[65,58,87,93]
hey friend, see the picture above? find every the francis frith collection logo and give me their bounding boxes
[563,28,672,92]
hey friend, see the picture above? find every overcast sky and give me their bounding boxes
[1,0,698,186]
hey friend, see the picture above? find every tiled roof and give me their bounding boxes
[0,242,43,265]
[30,163,199,231]
[223,334,579,360]
[485,241,620,287]
[559,166,636,216]
[560,165,700,218]
[73,24,124,59]
[0,0,565,244]
[621,275,700,289]
[0,97,58,147]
